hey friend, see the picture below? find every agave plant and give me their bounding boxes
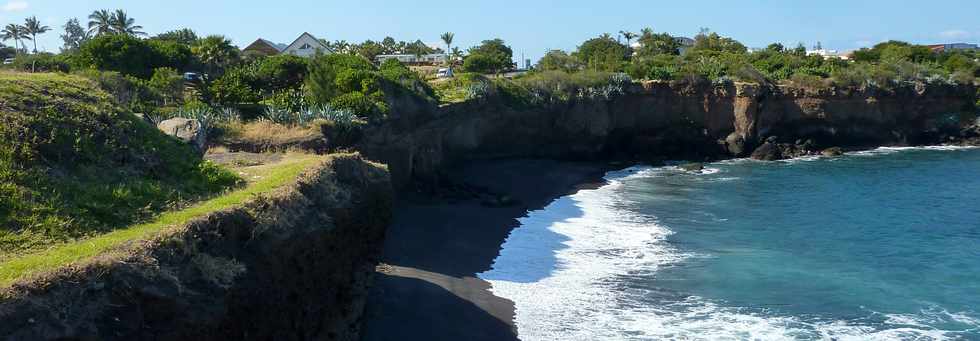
[176,107,219,136]
[262,105,294,125]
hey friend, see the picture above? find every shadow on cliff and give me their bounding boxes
[361,273,518,341]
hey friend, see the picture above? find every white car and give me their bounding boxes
[2,58,14,65]
[436,68,454,78]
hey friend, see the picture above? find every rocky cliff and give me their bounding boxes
[0,154,392,341]
[360,81,977,188]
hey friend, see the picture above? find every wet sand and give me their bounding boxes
[360,159,614,341]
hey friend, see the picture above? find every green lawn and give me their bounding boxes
[0,154,323,288]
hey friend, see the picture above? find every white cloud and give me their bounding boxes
[939,29,971,40]
[1,0,28,12]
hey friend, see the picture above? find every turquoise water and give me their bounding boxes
[481,147,980,340]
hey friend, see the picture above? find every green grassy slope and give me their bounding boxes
[0,72,239,258]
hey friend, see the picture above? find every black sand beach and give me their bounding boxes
[360,159,614,341]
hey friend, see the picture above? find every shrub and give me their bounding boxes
[210,67,261,106]
[305,53,376,104]
[11,53,71,73]
[788,72,829,90]
[330,91,386,120]
[255,54,308,91]
[74,34,189,79]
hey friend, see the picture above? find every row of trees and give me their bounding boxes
[536,28,979,89]
[2,9,148,56]
[2,17,50,54]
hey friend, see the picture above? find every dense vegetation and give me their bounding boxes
[0,72,239,257]
[539,28,979,91]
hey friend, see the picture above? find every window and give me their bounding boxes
[300,43,312,50]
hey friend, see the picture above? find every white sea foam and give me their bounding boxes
[851,145,979,156]
[478,166,976,341]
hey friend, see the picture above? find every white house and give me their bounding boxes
[375,53,448,65]
[242,33,332,58]
[807,48,848,60]
[282,32,332,57]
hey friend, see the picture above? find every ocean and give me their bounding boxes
[479,146,980,340]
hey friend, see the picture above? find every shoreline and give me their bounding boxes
[360,159,616,341]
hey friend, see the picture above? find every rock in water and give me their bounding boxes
[725,133,746,156]
[750,142,782,161]
[158,118,206,152]
[822,147,844,157]
[680,163,705,172]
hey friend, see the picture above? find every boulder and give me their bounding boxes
[158,118,206,152]
[724,132,746,156]
[750,142,782,161]
[679,163,705,172]
[821,147,844,157]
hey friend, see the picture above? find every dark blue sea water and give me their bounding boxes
[481,146,980,340]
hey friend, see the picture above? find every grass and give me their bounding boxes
[0,154,322,287]
[1,71,240,257]
[218,120,324,150]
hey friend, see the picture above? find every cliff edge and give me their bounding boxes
[0,154,392,341]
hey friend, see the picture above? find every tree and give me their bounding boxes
[405,39,434,59]
[635,27,680,57]
[23,17,50,54]
[87,9,114,36]
[73,33,188,78]
[574,34,629,72]
[1,24,28,53]
[110,10,145,36]
[381,36,397,53]
[620,30,638,48]
[154,29,198,45]
[450,47,464,64]
[355,40,385,61]
[692,30,747,54]
[148,67,184,105]
[465,38,513,74]
[766,43,785,53]
[440,32,455,57]
[193,35,240,76]
[536,50,582,72]
[60,18,90,52]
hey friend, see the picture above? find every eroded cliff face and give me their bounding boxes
[360,81,977,188]
[0,154,392,341]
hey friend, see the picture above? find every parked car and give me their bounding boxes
[2,58,14,65]
[436,68,454,78]
[183,72,204,82]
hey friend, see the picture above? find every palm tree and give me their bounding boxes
[440,32,454,56]
[87,9,113,36]
[193,35,239,76]
[450,47,463,64]
[620,30,638,48]
[23,17,51,54]
[1,24,28,53]
[110,9,145,36]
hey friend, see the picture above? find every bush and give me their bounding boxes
[74,34,191,79]
[305,53,376,104]
[330,91,386,120]
[255,54,308,91]
[788,72,829,90]
[210,67,261,106]
[11,53,71,73]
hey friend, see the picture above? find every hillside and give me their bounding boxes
[0,72,239,258]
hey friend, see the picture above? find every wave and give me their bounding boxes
[478,166,978,340]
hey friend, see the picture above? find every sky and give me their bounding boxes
[1,0,979,62]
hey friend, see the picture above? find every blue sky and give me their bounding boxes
[1,0,978,62]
